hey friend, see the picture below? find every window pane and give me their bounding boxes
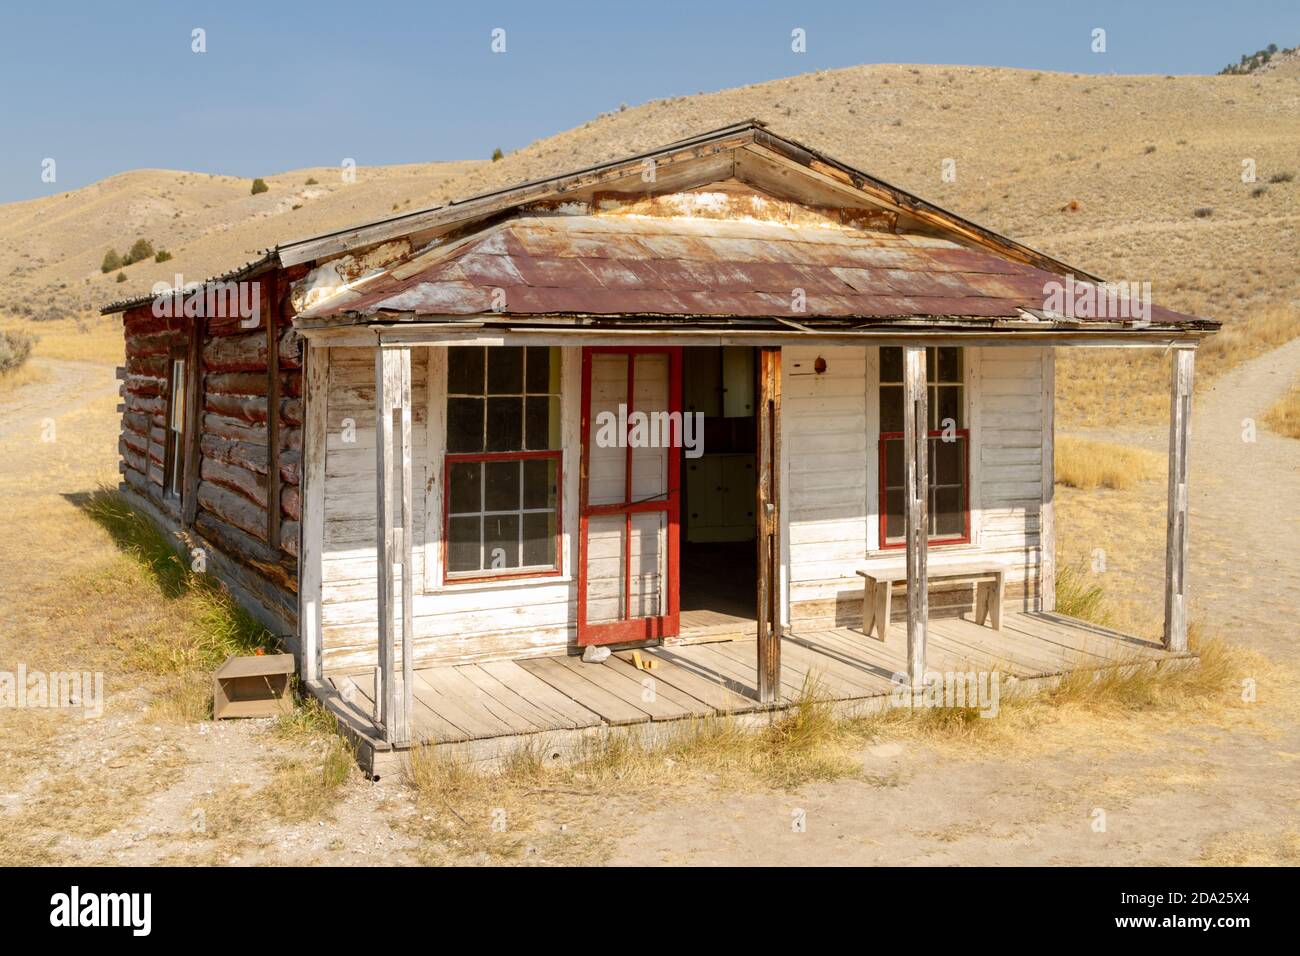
[937,347,962,383]
[522,511,556,567]
[934,486,964,537]
[885,489,904,542]
[880,346,902,383]
[488,347,524,394]
[522,458,558,510]
[883,437,904,488]
[936,385,962,429]
[486,397,523,451]
[880,385,903,432]
[447,346,484,395]
[484,460,521,512]
[448,516,481,572]
[484,514,520,569]
[933,436,964,485]
[524,396,559,450]
[525,346,553,393]
[447,397,484,452]
[448,461,482,514]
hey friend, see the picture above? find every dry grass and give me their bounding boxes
[1055,435,1163,490]
[0,361,44,393]
[1058,304,1300,428]
[78,488,278,719]
[1197,828,1300,865]
[1263,379,1300,438]
[0,315,123,365]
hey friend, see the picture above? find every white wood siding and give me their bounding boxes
[785,345,1046,628]
[319,345,580,674]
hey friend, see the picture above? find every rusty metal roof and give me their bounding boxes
[296,211,1205,330]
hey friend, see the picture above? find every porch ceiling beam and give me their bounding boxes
[302,323,1214,350]
[903,345,929,686]
[375,346,414,745]
[1163,346,1195,653]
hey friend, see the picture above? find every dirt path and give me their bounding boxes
[0,358,117,445]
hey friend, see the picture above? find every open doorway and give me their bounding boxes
[679,346,758,638]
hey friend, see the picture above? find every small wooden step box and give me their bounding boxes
[213,653,296,719]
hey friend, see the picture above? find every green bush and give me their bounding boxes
[304,177,318,185]
[251,178,269,195]
[0,328,35,374]
[116,271,127,283]
[155,250,173,263]
[491,148,504,162]
[125,238,154,264]
[101,249,122,273]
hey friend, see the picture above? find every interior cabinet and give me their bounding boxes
[685,346,753,419]
[685,452,756,543]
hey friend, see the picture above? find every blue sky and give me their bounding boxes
[1,0,1296,203]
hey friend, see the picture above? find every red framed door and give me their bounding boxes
[577,347,681,645]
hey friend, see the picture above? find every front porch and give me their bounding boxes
[308,610,1193,776]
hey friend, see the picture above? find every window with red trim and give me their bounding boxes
[444,346,561,580]
[879,346,969,547]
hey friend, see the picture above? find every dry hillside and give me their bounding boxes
[0,160,482,320]
[4,63,1298,426]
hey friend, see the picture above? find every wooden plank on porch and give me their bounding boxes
[517,656,651,726]
[478,660,605,730]
[425,665,541,735]
[600,655,716,717]
[616,648,758,712]
[775,639,883,699]
[457,663,587,732]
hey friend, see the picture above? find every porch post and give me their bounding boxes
[1163,346,1195,653]
[902,345,929,686]
[756,346,782,704]
[375,346,413,745]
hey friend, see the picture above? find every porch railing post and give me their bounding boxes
[375,346,413,745]
[1163,346,1195,653]
[902,346,929,686]
[756,346,782,704]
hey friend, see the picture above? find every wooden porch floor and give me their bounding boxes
[309,611,1190,774]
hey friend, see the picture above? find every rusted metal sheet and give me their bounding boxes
[295,211,1206,328]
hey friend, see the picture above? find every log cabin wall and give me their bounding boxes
[117,266,309,642]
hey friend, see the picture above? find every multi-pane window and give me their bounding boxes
[165,356,186,500]
[879,346,968,546]
[445,346,561,579]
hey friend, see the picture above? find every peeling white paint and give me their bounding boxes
[290,239,411,313]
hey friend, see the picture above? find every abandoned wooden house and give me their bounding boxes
[103,121,1218,772]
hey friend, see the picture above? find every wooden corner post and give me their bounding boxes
[902,346,929,686]
[756,346,783,704]
[376,346,414,746]
[1163,346,1195,653]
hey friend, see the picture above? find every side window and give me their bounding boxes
[879,346,968,546]
[165,352,187,501]
[444,346,561,580]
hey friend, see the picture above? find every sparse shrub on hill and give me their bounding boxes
[126,238,154,264]
[116,271,127,283]
[1269,171,1294,184]
[154,250,172,263]
[0,328,35,374]
[100,249,121,273]
[304,177,318,185]
[251,178,269,195]
[491,148,504,162]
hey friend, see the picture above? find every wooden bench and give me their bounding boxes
[856,561,1006,641]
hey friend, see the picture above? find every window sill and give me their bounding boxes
[427,574,572,595]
